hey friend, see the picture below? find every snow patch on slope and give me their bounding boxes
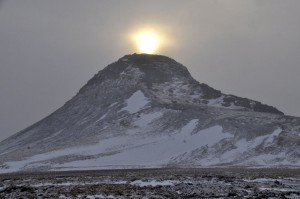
[121,90,149,114]
[207,96,225,107]
[207,96,241,109]
[246,152,291,166]
[53,121,233,170]
[220,128,283,163]
[0,124,295,173]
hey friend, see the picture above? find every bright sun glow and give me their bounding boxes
[134,31,159,54]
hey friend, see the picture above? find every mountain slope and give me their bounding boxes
[0,54,299,173]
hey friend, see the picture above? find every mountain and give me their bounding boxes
[0,54,299,173]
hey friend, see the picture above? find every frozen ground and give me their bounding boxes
[0,168,299,198]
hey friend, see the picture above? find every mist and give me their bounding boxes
[0,0,299,141]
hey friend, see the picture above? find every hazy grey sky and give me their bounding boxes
[0,0,299,141]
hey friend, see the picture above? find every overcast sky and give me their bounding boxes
[0,0,299,142]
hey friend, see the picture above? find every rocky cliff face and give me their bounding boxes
[0,54,299,173]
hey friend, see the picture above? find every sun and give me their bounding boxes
[133,30,159,54]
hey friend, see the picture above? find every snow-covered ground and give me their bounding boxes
[0,168,299,199]
[0,120,297,173]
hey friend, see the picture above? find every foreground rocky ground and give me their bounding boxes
[0,168,299,198]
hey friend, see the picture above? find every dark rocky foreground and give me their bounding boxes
[0,168,299,199]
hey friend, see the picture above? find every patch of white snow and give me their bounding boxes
[121,90,149,114]
[130,180,177,187]
[87,194,115,199]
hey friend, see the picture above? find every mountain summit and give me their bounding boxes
[0,54,299,173]
[82,54,283,115]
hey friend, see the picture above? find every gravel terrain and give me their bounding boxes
[0,168,299,198]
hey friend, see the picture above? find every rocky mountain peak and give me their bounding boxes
[82,54,192,89]
[0,54,298,173]
[79,54,283,115]
[119,53,191,80]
